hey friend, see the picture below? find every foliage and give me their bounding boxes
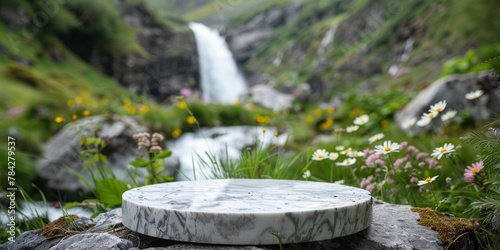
[441,45,500,77]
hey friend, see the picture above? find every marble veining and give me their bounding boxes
[122,179,372,245]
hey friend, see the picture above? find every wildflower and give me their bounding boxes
[410,176,418,183]
[329,152,339,161]
[177,101,187,109]
[246,102,254,110]
[67,100,75,108]
[152,133,164,141]
[429,100,446,113]
[465,90,483,100]
[75,96,83,104]
[172,128,182,138]
[128,107,136,115]
[72,114,78,121]
[180,88,192,97]
[441,110,457,122]
[446,177,452,183]
[374,140,400,155]
[347,150,362,157]
[326,107,335,114]
[335,146,345,151]
[82,110,91,116]
[187,116,196,125]
[416,117,432,127]
[422,111,438,120]
[314,108,323,117]
[354,114,369,126]
[138,105,149,114]
[464,161,484,183]
[346,125,359,133]
[401,118,416,129]
[431,143,455,159]
[302,170,311,179]
[150,146,162,153]
[306,115,314,124]
[336,158,356,166]
[123,98,132,107]
[261,127,267,134]
[339,147,352,155]
[274,131,279,137]
[312,149,329,161]
[365,184,375,192]
[368,133,384,144]
[55,116,64,123]
[417,175,438,186]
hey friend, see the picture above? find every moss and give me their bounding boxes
[41,215,80,239]
[412,207,477,247]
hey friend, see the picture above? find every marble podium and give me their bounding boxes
[122,179,372,245]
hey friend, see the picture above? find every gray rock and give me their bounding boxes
[249,84,294,111]
[0,230,56,250]
[49,233,133,250]
[36,115,179,200]
[227,2,303,64]
[395,71,500,135]
[2,200,455,250]
[111,1,200,102]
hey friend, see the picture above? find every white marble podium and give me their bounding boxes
[122,179,372,245]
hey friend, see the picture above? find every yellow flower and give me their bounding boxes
[274,131,278,137]
[138,105,149,114]
[123,98,132,107]
[177,101,187,109]
[187,115,196,125]
[262,127,267,133]
[91,102,99,109]
[306,115,314,124]
[246,102,254,110]
[67,100,75,108]
[314,108,323,117]
[75,96,83,105]
[72,114,78,121]
[55,116,64,123]
[326,107,335,114]
[128,107,136,115]
[172,128,182,138]
[82,110,91,116]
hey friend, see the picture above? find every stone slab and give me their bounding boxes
[122,179,372,245]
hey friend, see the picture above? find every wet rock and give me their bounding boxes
[49,233,133,250]
[36,115,179,200]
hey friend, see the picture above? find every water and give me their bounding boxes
[189,22,248,104]
[167,126,287,181]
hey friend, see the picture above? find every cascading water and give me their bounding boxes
[189,22,248,104]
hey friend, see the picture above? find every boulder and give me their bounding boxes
[111,1,200,102]
[396,71,500,135]
[3,200,476,249]
[36,115,179,200]
[248,84,294,111]
[226,2,302,64]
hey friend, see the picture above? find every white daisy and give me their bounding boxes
[429,100,447,113]
[312,149,329,161]
[329,152,339,161]
[336,158,356,166]
[465,90,483,100]
[346,125,359,133]
[302,170,311,179]
[374,140,400,155]
[401,118,416,129]
[417,175,439,186]
[431,143,455,159]
[368,133,384,144]
[353,115,369,126]
[441,110,457,122]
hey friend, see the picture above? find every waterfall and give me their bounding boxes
[189,22,248,104]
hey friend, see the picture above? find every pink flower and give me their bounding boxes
[406,145,418,154]
[399,141,408,150]
[394,156,408,169]
[410,176,418,183]
[180,88,192,97]
[366,184,375,192]
[416,152,428,160]
[427,158,438,168]
[464,161,484,183]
